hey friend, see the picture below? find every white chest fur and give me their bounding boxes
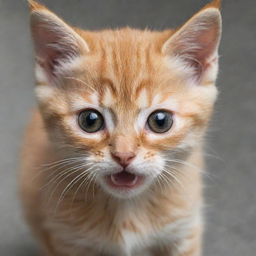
[121,213,199,256]
[46,210,200,256]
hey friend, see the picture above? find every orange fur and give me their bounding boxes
[20,1,221,255]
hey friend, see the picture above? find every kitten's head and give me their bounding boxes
[29,0,221,198]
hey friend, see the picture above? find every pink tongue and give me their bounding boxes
[111,171,137,186]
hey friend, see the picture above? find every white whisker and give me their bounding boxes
[54,166,95,212]
[41,162,92,191]
[46,164,92,205]
[65,76,97,92]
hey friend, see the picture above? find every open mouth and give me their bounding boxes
[106,171,144,189]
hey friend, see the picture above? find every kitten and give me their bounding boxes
[20,0,222,255]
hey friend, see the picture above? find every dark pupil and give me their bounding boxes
[154,112,167,127]
[86,112,98,127]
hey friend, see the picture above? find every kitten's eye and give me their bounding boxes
[147,110,173,133]
[78,109,104,133]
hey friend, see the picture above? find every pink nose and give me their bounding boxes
[111,152,136,167]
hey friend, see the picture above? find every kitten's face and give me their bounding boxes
[30,2,221,198]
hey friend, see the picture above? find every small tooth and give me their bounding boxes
[111,175,117,185]
[130,176,138,186]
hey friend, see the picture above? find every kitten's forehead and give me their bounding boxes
[80,29,176,97]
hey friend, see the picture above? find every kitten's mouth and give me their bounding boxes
[106,171,144,189]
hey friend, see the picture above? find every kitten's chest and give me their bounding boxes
[44,189,198,255]
[46,211,194,256]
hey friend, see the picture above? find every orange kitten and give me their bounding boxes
[20,0,222,255]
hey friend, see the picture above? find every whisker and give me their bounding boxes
[70,167,99,212]
[164,159,202,173]
[40,161,85,183]
[91,173,98,198]
[46,164,92,205]
[70,170,95,207]
[32,158,85,182]
[41,162,92,191]
[41,157,86,168]
[65,76,97,93]
[162,169,183,188]
[85,172,97,199]
[54,166,95,212]
[156,173,168,192]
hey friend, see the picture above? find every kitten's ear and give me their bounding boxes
[28,0,89,84]
[162,0,222,84]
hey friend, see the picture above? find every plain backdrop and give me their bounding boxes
[0,0,255,255]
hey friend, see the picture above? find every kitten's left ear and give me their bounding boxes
[162,1,222,84]
[28,0,89,84]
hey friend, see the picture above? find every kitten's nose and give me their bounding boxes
[111,152,136,168]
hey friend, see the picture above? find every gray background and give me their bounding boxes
[0,0,255,255]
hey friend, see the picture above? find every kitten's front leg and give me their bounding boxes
[152,228,201,256]
[173,228,202,256]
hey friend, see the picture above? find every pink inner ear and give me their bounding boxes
[196,25,219,64]
[163,9,221,81]
[185,25,219,77]
[33,25,75,78]
[30,11,84,82]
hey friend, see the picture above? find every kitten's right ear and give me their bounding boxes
[28,0,89,84]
